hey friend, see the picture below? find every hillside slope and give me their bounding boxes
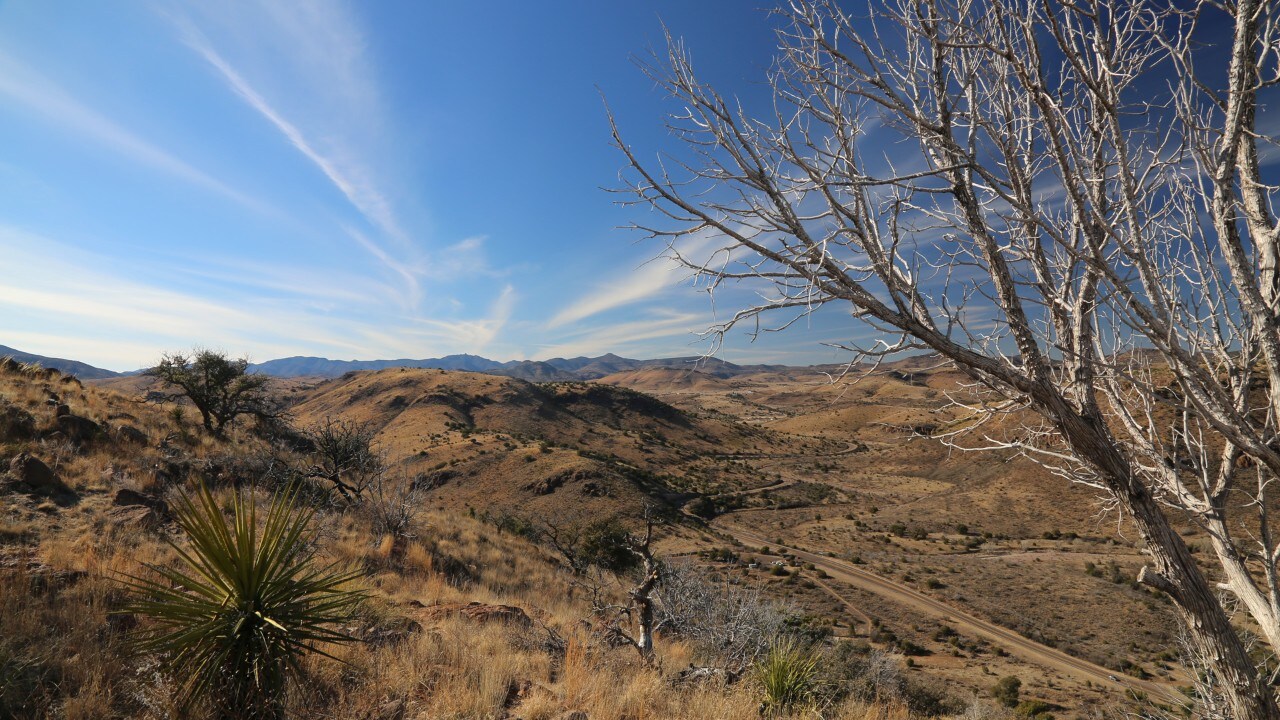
[0,344,122,380]
[287,368,812,525]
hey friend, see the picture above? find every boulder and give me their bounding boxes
[406,600,532,629]
[7,453,73,497]
[9,453,57,490]
[115,424,149,445]
[56,414,101,443]
[112,488,170,518]
[0,401,35,440]
[105,505,162,530]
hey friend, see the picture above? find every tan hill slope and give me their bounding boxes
[0,359,1008,719]
[286,368,818,526]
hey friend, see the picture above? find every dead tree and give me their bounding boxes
[305,417,384,503]
[560,514,663,667]
[611,1,1280,716]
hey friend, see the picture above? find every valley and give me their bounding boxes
[1,351,1203,717]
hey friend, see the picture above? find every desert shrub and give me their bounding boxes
[123,482,364,720]
[992,675,1022,707]
[305,417,385,503]
[686,495,718,519]
[658,560,793,670]
[819,642,962,716]
[756,638,820,716]
[577,517,639,573]
[1014,699,1056,719]
[365,474,422,537]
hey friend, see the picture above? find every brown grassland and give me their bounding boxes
[0,357,1217,718]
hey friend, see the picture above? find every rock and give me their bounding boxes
[56,414,101,443]
[115,424,149,445]
[407,601,532,629]
[0,357,20,374]
[112,488,170,518]
[8,453,64,493]
[673,665,737,686]
[0,401,35,440]
[54,404,70,418]
[501,678,533,710]
[105,505,162,530]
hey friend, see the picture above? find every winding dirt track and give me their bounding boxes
[718,524,1184,705]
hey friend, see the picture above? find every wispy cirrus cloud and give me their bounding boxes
[546,231,725,328]
[535,309,706,360]
[180,27,405,244]
[0,225,519,370]
[0,49,269,214]
[171,1,418,296]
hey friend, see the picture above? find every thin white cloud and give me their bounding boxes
[547,231,725,328]
[535,310,705,359]
[0,226,521,370]
[174,14,405,246]
[409,284,516,352]
[0,50,270,214]
[345,226,422,307]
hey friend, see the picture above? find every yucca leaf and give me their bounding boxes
[121,481,365,719]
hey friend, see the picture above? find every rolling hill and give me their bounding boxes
[0,344,122,380]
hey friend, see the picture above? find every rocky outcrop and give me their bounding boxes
[0,401,35,440]
[405,600,532,628]
[56,414,102,443]
[6,453,74,498]
[115,424,149,445]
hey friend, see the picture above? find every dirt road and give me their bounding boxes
[718,523,1184,705]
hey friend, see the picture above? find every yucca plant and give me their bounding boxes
[756,637,821,716]
[122,482,364,719]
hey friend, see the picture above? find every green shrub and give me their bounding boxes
[756,638,820,715]
[992,675,1022,707]
[122,482,364,719]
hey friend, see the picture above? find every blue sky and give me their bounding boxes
[1,0,876,371]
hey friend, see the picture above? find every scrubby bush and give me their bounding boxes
[992,675,1022,707]
[658,560,793,670]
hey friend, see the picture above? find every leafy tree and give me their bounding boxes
[122,482,364,719]
[579,518,641,573]
[146,349,272,436]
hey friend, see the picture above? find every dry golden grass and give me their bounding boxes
[2,364,972,719]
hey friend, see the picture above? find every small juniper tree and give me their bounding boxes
[146,348,272,437]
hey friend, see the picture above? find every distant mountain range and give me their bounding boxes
[0,344,125,380]
[247,352,806,381]
[0,344,827,382]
